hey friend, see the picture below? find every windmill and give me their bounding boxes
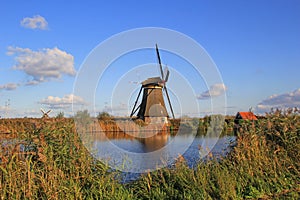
[41,108,51,119]
[130,44,175,124]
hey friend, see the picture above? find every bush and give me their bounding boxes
[97,112,112,121]
[56,111,64,118]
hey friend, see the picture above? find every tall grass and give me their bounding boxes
[1,109,299,199]
[128,109,299,199]
[1,120,133,199]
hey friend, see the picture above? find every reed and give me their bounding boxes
[0,109,299,199]
[0,120,132,199]
[128,109,300,199]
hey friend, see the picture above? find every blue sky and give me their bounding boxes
[0,0,299,118]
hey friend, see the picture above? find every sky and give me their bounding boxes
[0,0,299,118]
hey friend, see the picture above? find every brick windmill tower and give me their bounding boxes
[130,44,175,124]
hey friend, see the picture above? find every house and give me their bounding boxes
[235,112,258,121]
[234,111,258,134]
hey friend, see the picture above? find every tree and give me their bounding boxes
[56,111,64,118]
[97,111,112,121]
[74,110,91,126]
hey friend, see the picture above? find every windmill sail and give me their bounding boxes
[155,45,175,119]
[156,44,164,80]
[41,108,51,118]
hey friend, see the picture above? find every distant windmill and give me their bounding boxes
[130,44,175,124]
[41,108,51,119]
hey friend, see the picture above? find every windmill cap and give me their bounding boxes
[142,77,164,86]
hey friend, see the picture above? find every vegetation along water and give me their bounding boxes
[0,109,299,199]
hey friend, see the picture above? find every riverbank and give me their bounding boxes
[0,114,235,138]
[0,110,299,199]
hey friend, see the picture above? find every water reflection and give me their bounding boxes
[86,131,235,176]
[138,134,169,152]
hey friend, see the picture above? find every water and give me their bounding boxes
[84,132,236,182]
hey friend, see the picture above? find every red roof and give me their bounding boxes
[237,112,258,120]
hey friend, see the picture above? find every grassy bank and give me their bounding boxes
[129,109,299,199]
[0,110,299,199]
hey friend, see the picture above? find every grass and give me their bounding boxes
[0,109,299,199]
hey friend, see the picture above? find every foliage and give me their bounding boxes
[74,109,90,119]
[97,111,112,121]
[206,115,225,137]
[56,111,64,118]
[0,120,131,199]
[74,109,91,127]
[129,109,300,199]
[0,109,299,199]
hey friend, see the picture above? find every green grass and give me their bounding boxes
[1,109,299,199]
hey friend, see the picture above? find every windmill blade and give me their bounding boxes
[164,67,170,83]
[164,86,175,119]
[41,108,45,114]
[46,110,52,114]
[156,44,164,80]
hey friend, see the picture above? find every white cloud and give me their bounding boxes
[39,94,87,109]
[197,83,227,100]
[0,106,8,113]
[103,103,128,114]
[0,105,14,118]
[0,83,19,91]
[7,46,76,85]
[22,109,42,118]
[256,88,300,113]
[20,15,48,30]
[25,80,40,86]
